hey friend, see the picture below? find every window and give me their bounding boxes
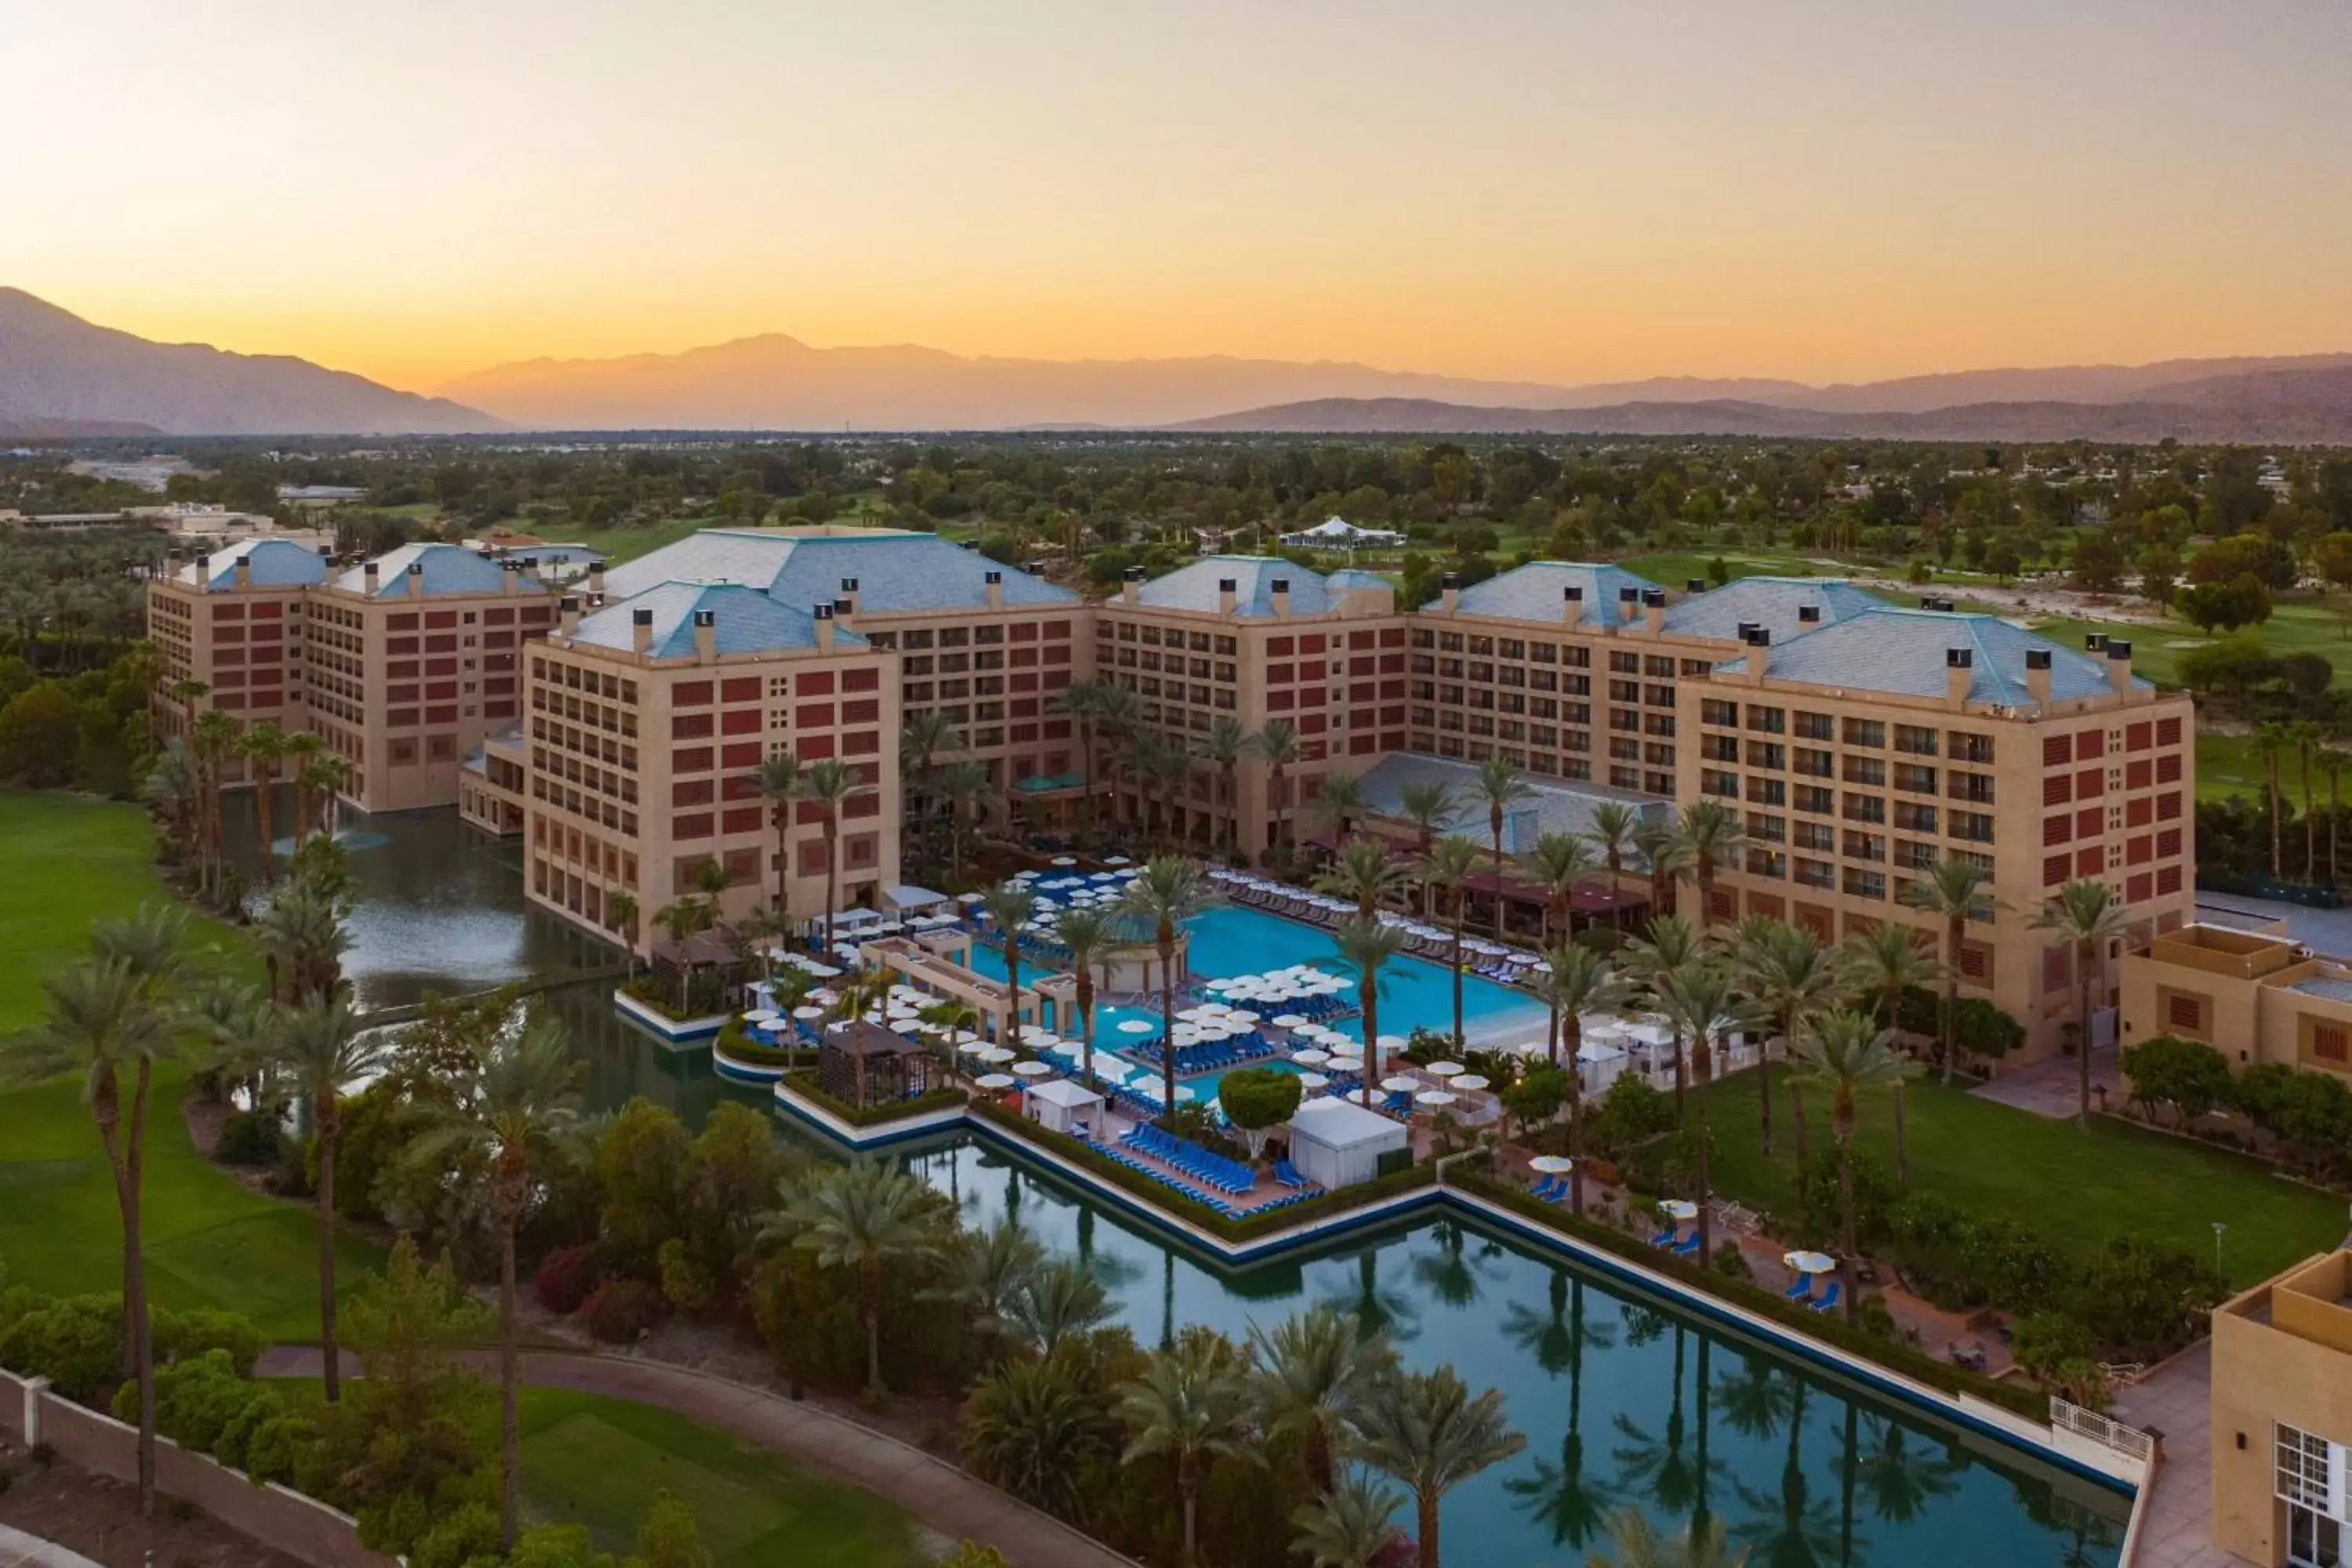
[2277,1424,2334,1514]
[2167,993,2203,1033]
[2315,1023,2351,1065]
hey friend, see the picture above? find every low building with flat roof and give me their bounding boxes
[2212,1250,2352,1565]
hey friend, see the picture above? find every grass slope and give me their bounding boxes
[516,1390,920,1566]
[1691,1068,2347,1288]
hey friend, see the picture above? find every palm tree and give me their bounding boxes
[1838,920,1939,1184]
[1200,713,1250,853]
[1787,1010,1917,1320]
[1898,855,1991,1087]
[751,752,802,924]
[1291,1471,1410,1568]
[1733,920,1841,1163]
[1519,831,1598,948]
[1118,858,1216,1116]
[1473,756,1535,938]
[1334,917,1410,1109]
[605,889,641,978]
[1395,780,1461,916]
[2323,747,2351,888]
[269,996,392,1403]
[190,709,241,903]
[1537,944,1627,1214]
[760,1161,941,1399]
[1248,719,1304,857]
[931,1217,1046,1348]
[237,720,289,883]
[1053,906,1123,1083]
[2256,720,2290,877]
[296,753,347,843]
[1249,1305,1399,1494]
[1856,1414,1960,1527]
[1315,835,1410,921]
[1633,821,1690,930]
[1655,960,1738,1261]
[2032,879,2135,1127]
[252,881,350,1006]
[793,758,866,957]
[1586,1508,1749,1568]
[938,759,992,877]
[1312,771,1370,844]
[1090,683,1142,831]
[1674,800,1745,931]
[978,881,1040,1044]
[1007,1256,1118,1358]
[1421,836,1482,1048]
[405,1009,587,1550]
[1117,1335,1255,1567]
[651,898,713,1011]
[1142,733,1198,849]
[281,730,325,850]
[2,954,175,1515]
[916,997,982,1089]
[2293,719,2324,881]
[1350,1364,1525,1568]
[1588,800,1640,922]
[140,740,201,873]
[1625,915,1700,1120]
[960,1354,1112,1518]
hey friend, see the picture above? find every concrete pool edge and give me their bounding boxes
[611,989,730,1041]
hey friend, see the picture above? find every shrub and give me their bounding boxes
[2119,1034,2234,1128]
[111,1348,281,1464]
[215,1108,285,1167]
[657,1238,716,1316]
[1585,1073,1675,1160]
[580,1279,664,1344]
[0,1295,123,1403]
[534,1243,606,1315]
[153,1306,267,1377]
[1795,1146,1900,1247]
[1217,1067,1301,1159]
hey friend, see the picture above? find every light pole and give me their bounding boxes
[2213,1221,2227,1280]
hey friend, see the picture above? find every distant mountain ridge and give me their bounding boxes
[0,289,499,436]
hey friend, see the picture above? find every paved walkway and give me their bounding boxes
[1969,1044,2121,1120]
[0,1525,100,1568]
[2113,1340,2247,1568]
[257,1348,1133,1568]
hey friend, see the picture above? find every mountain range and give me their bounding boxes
[7,285,2352,441]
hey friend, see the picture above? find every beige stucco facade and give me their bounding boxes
[2212,1252,2352,1566]
[2121,927,2352,1078]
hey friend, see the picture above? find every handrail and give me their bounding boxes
[2051,1398,2156,1462]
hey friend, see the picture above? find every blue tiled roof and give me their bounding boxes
[1135,556,1388,617]
[178,539,328,592]
[1716,608,2149,704]
[331,543,543,600]
[603,528,1077,613]
[1349,752,1671,853]
[572,583,868,659]
[1436,561,1663,619]
[1660,577,1887,642]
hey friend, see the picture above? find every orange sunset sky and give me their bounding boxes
[6,0,2350,395]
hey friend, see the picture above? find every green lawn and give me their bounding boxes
[1691,1068,2348,1288]
[1619,547,1843,586]
[0,793,381,1341]
[559,514,732,564]
[514,1390,921,1565]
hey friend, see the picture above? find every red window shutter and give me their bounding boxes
[2076,848,2103,877]
[2157,865,2183,895]
[2043,733,2071,766]
[2127,873,2152,902]
[2044,774,2071,806]
[2156,715,2182,746]
[2044,853,2071,886]
[2045,815,2071,846]
[2158,792,2183,820]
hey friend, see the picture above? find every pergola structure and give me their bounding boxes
[816,1019,938,1108]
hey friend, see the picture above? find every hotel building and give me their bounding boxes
[2212,1250,2352,1566]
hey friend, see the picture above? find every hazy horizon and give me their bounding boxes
[8,0,2350,396]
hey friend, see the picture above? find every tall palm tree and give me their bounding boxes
[1473,756,1535,938]
[190,709,241,903]
[960,1353,1112,1519]
[931,1216,1045,1349]
[1625,915,1700,1120]
[2322,746,2351,888]
[1090,683,1142,831]
[793,758,866,957]
[1292,1472,1410,1568]
[1588,800,1640,923]
[281,730,325,851]
[1787,1011,1917,1320]
[1334,917,1410,1109]
[1421,836,1482,1048]
[1117,1335,1254,1567]
[140,740,201,873]
[2031,879,2135,1127]
[1537,944,1627,1214]
[1655,960,1738,1261]
[1248,719,1304,857]
[1349,1364,1526,1568]
[1055,678,1105,801]
[605,888,641,978]
[2256,720,2290,878]
[751,751,802,924]
[1201,713,1250,853]
[759,1160,942,1399]
[405,1009,588,1550]
[652,899,713,1011]
[937,759,992,877]
[1007,1256,1117,1359]
[270,996,392,1403]
[2,954,175,1515]
[1119,858,1216,1116]
[1395,780,1461,916]
[1249,1305,1399,1494]
[1898,855,1991,1087]
[1519,831,1599,949]
[296,753,348,843]
[252,881,350,1007]
[1315,835,1410,921]
[1054,906,1123,1083]
[1674,800,1745,931]
[237,720,289,883]
[1732,920,1841,1163]
[1142,733,1198,849]
[916,997,983,1089]
[1632,821,1690,931]
[1838,921,1939,1184]
[1312,771,1370,843]
[1587,1508,1750,1568]
[2292,719,2324,881]
[979,882,1041,1045]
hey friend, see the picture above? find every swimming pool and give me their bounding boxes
[964,903,1547,1051]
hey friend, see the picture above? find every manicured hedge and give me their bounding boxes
[1453,1171,2048,1421]
[713,1021,817,1069]
[781,1070,968,1127]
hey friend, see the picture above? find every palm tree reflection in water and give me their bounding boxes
[1503,1275,1618,1551]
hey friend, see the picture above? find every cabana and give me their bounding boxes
[1025,1077,1103,1136]
[881,883,955,916]
[816,1020,938,1109]
[1286,1098,1410,1190]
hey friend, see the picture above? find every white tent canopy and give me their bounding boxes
[1025,1077,1103,1134]
[881,884,954,913]
[1286,1098,1409,1190]
[1277,516,1406,549]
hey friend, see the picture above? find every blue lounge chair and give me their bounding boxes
[1649,1227,1678,1248]
[1671,1232,1702,1258]
[1532,1175,1565,1203]
[1809,1282,1842,1315]
[1783,1276,1814,1301]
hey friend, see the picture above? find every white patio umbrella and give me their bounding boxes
[1375,1035,1408,1053]
[1426,1061,1467,1078]
[1380,1076,1421,1093]
[975,1047,1016,1065]
[792,1006,826,1021]
[1271,1014,1310,1029]
[1529,1155,1574,1174]
[958,1039,997,1055]
[1327,1055,1366,1073]
[974,1073,1018,1091]
[1451,1074,1490,1091]
[1784,1250,1837,1276]
[1661,1199,1698,1220]
[1291,1048,1331,1065]
[1117,1018,1156,1034]
[1226,1011,1261,1025]
[1051,855,1078,866]
[1011,1060,1054,1078]
[1414,1090,1457,1108]
[743,1009,781,1024]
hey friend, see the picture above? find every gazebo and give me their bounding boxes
[816,1020,938,1108]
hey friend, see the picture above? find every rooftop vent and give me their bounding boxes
[2085,632,2108,652]
[2026,648,2052,670]
[1641,588,1667,608]
[1798,604,1822,623]
[1562,585,1583,602]
[1686,578,1707,593]
[1946,646,1973,668]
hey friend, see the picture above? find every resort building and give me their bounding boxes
[147,539,332,746]
[2211,1250,2352,1566]
[2119,925,2352,1075]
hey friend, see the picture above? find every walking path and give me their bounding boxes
[2112,1340,2245,1568]
[256,1347,1134,1568]
[0,1524,100,1568]
[1969,1044,2121,1120]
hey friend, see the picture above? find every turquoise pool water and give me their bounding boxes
[964,904,1547,1049]
[902,1138,2128,1567]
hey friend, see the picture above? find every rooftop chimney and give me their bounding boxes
[1686,578,1707,594]
[314,543,332,559]
[2024,645,2053,706]
[984,568,1004,612]
[406,561,423,579]
[1736,620,1759,643]
[1798,604,1822,624]
[1642,586,1666,634]
[1920,596,1942,612]
[1218,577,1237,616]
[233,554,252,590]
[838,576,859,621]
[1120,566,1143,607]
[1744,626,1772,684]
[560,594,581,637]
[587,560,607,601]
[1440,572,1461,613]
[1617,585,1641,624]
[691,606,715,660]
[501,560,518,597]
[363,561,379,588]
[1561,583,1584,630]
[1945,645,1973,710]
[2106,638,2133,695]
[1271,577,1292,618]
[632,606,654,655]
[813,601,836,652]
